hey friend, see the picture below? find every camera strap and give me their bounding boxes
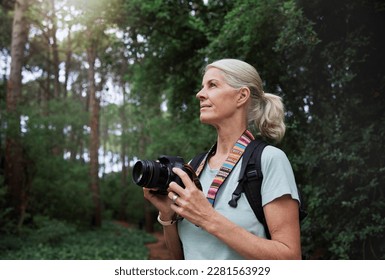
[195,130,254,206]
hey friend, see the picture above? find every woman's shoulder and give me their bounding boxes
[259,144,294,175]
[261,145,289,162]
[259,144,298,206]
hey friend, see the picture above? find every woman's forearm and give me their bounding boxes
[162,224,184,259]
[202,212,300,260]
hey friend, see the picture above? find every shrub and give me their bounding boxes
[0,219,156,260]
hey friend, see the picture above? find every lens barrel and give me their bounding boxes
[132,156,186,190]
[132,160,153,187]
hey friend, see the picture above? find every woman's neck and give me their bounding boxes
[207,126,247,170]
[215,126,247,156]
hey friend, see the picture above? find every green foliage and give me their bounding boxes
[292,0,385,260]
[298,114,385,259]
[0,218,155,260]
[30,159,92,224]
[0,185,15,234]
[0,4,12,51]
[143,115,216,161]
[120,0,208,120]
[100,172,146,224]
[14,98,92,224]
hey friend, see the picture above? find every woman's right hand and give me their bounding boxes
[143,188,175,220]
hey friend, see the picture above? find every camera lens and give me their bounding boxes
[132,160,170,190]
[132,160,154,187]
[132,156,193,193]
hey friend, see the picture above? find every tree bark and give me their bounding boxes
[50,0,60,99]
[87,43,102,227]
[119,83,128,221]
[5,0,30,230]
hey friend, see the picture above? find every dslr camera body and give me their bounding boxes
[132,155,201,194]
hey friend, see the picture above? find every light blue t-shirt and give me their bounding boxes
[178,145,300,260]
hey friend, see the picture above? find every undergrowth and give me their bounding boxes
[0,217,156,260]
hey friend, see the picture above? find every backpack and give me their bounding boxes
[190,138,307,239]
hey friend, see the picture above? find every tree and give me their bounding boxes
[81,0,110,227]
[70,0,122,227]
[4,0,32,230]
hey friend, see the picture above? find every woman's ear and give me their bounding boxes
[237,87,250,107]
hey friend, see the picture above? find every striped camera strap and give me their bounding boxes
[196,130,254,206]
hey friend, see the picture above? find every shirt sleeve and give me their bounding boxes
[260,145,300,206]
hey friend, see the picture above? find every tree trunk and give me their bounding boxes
[64,23,72,99]
[119,84,128,221]
[50,0,60,99]
[5,0,30,230]
[87,44,102,227]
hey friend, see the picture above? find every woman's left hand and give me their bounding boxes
[167,167,215,227]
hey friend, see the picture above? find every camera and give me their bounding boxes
[132,155,201,194]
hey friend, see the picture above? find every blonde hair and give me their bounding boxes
[206,59,286,143]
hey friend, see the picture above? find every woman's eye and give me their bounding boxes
[209,82,216,88]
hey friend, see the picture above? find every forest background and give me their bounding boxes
[0,0,384,260]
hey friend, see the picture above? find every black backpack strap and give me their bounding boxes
[189,152,207,173]
[298,191,308,221]
[190,143,218,175]
[228,139,271,238]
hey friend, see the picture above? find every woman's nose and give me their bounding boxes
[196,88,205,100]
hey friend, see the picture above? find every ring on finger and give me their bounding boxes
[172,194,179,204]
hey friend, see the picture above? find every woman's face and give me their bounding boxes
[196,67,240,126]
